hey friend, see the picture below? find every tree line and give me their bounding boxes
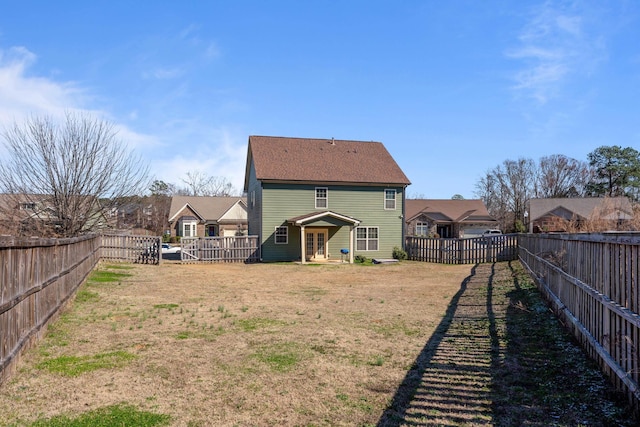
[475,147,640,232]
[2,113,637,237]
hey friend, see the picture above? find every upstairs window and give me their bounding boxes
[384,189,396,210]
[315,187,328,209]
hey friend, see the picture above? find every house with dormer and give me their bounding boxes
[168,196,247,238]
[405,199,498,238]
[244,135,411,263]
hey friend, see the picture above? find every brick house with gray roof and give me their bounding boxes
[528,197,634,233]
[168,196,247,238]
[405,199,498,238]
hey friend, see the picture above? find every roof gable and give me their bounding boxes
[529,197,633,222]
[168,196,247,222]
[547,206,580,220]
[245,136,411,188]
[288,210,361,226]
[405,199,496,223]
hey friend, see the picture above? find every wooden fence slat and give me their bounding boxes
[0,235,100,385]
[405,234,519,264]
[519,233,640,416]
[180,236,260,264]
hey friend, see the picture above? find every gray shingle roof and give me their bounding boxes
[168,196,246,222]
[528,197,633,221]
[406,199,496,223]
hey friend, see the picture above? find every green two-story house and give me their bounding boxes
[244,135,411,263]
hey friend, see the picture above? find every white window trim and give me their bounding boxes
[181,220,198,237]
[416,222,429,236]
[315,187,328,209]
[356,226,379,251]
[384,189,396,210]
[275,226,288,244]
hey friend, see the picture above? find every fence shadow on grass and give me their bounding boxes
[377,263,495,426]
[377,261,635,426]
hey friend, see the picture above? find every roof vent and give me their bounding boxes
[330,137,335,145]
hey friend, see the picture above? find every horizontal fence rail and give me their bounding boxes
[405,234,518,264]
[519,233,640,415]
[181,236,260,263]
[100,234,161,265]
[0,234,100,384]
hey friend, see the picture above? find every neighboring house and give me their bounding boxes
[168,196,248,238]
[405,199,498,238]
[244,135,411,263]
[0,193,109,236]
[528,197,634,233]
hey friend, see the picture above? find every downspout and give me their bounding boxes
[402,185,407,250]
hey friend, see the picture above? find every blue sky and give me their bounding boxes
[0,1,638,198]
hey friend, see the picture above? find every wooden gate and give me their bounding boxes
[101,234,161,264]
[180,236,259,263]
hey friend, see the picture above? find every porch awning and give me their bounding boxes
[288,211,361,227]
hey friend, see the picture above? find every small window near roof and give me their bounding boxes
[315,187,328,209]
[384,189,396,210]
[275,226,288,244]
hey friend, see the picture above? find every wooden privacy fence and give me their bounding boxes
[181,236,260,263]
[101,234,161,264]
[0,234,100,384]
[405,234,518,264]
[519,233,640,414]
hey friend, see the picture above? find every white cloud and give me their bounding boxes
[144,67,185,80]
[0,45,160,153]
[0,46,84,124]
[150,127,248,194]
[507,1,606,104]
[204,42,221,60]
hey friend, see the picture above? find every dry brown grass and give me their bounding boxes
[0,261,634,426]
[0,261,470,426]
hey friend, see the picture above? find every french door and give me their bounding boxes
[305,228,327,261]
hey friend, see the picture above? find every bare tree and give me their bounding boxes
[179,171,237,196]
[475,158,535,232]
[535,154,592,198]
[0,113,149,237]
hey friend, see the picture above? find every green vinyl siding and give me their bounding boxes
[246,161,262,238]
[259,183,404,261]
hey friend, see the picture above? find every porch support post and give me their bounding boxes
[349,226,355,264]
[300,225,306,264]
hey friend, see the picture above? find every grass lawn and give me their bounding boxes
[0,261,634,426]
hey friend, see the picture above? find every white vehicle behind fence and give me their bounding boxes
[161,243,181,254]
[482,229,502,236]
